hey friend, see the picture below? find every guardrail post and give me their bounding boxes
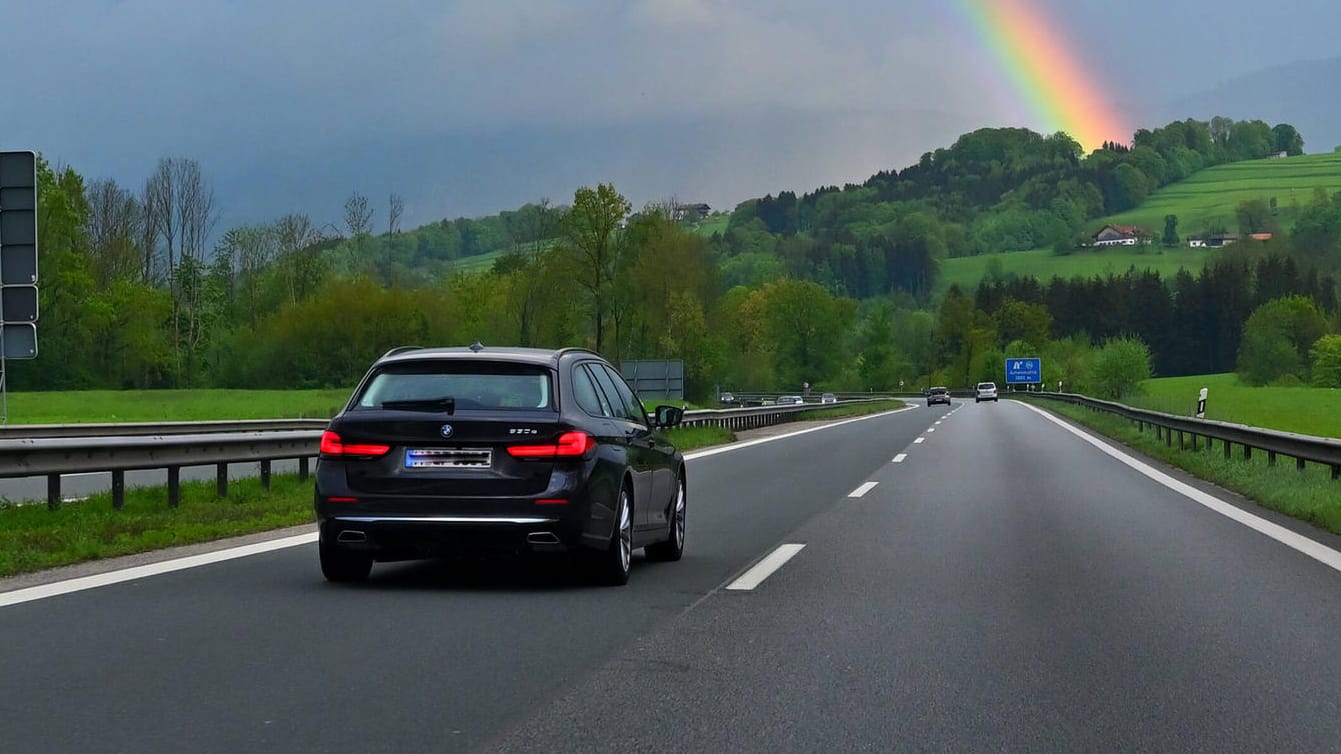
[111,470,125,510]
[1297,457,1306,472]
[47,474,61,511]
[1267,451,1277,467]
[260,460,272,490]
[1243,446,1252,461]
[216,463,228,497]
[168,467,181,508]
[1178,431,1185,450]
[299,457,310,482]
[1224,440,1231,459]
[1192,434,1200,451]
[1166,428,1173,447]
[1332,465,1340,481]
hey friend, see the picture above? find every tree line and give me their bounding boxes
[15,117,1340,403]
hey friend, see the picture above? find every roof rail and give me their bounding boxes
[379,345,424,360]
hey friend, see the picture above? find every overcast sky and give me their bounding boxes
[3,0,1339,230]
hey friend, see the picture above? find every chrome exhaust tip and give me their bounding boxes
[526,532,560,545]
[337,530,368,544]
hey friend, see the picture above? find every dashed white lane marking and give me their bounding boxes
[684,405,916,461]
[725,544,806,591]
[1016,401,1341,575]
[892,454,908,463]
[914,437,926,444]
[848,481,879,498]
[0,533,319,608]
[927,428,936,433]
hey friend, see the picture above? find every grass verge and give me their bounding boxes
[8,389,353,424]
[1033,399,1341,535]
[665,425,735,451]
[0,475,315,578]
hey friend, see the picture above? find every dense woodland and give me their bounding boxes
[13,116,1341,403]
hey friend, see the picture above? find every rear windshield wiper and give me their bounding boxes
[380,397,456,414]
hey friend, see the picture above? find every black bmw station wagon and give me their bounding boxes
[314,344,687,585]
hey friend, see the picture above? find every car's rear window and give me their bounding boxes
[355,361,555,411]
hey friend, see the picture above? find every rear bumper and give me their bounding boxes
[318,513,590,559]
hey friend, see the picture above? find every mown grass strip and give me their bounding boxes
[1034,400,1341,535]
[0,476,315,578]
[7,389,353,424]
[665,425,735,451]
[793,399,906,421]
[1128,373,1341,439]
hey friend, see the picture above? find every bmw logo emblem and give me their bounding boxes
[440,424,454,438]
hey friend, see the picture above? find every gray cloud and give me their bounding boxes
[2,0,1338,229]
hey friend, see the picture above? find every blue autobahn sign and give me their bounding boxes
[1005,358,1041,384]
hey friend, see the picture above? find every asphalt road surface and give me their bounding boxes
[5,400,1341,753]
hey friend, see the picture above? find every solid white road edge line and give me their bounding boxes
[725,544,806,591]
[0,532,319,608]
[848,481,878,498]
[3,403,921,606]
[1016,401,1341,574]
[893,454,908,463]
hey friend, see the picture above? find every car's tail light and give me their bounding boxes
[507,431,595,459]
[320,430,391,457]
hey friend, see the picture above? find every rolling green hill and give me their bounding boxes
[1100,151,1341,238]
[938,151,1341,296]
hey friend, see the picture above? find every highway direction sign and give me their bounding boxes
[1005,358,1041,384]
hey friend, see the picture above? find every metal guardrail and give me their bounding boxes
[1022,392,1341,480]
[0,399,907,510]
[0,430,324,510]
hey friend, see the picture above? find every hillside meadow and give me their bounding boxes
[1125,373,1341,439]
[1102,151,1341,236]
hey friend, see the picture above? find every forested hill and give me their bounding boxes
[712,117,1305,299]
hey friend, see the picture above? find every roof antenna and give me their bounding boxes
[469,340,484,353]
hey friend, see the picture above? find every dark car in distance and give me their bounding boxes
[927,386,951,406]
[314,345,687,586]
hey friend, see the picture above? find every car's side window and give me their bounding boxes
[601,365,648,427]
[571,363,606,417]
[585,364,624,419]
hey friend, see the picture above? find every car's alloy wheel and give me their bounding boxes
[319,538,373,582]
[592,486,633,586]
[646,476,686,562]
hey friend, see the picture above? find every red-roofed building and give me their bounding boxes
[1092,224,1149,247]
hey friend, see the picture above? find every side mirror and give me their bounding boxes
[654,404,684,428]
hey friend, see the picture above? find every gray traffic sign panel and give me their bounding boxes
[2,323,37,359]
[2,285,38,322]
[1,151,39,287]
[1005,358,1042,384]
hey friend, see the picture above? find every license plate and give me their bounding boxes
[405,448,492,469]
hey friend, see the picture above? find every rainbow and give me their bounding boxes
[949,0,1130,151]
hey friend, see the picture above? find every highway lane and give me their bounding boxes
[487,399,1341,752]
[0,403,940,754]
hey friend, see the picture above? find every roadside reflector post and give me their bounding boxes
[216,463,228,497]
[167,467,181,508]
[1196,388,1208,419]
[111,470,125,510]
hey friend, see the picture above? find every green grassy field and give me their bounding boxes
[449,248,508,274]
[695,214,731,238]
[6,389,354,424]
[1125,373,1341,439]
[937,246,1212,296]
[1102,152,1341,236]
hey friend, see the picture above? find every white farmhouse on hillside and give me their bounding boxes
[1091,224,1148,247]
